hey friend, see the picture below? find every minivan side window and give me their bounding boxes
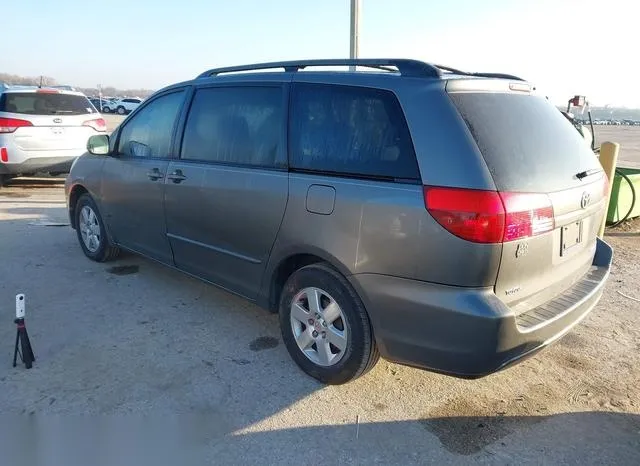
[181,86,284,168]
[289,83,420,181]
[117,91,185,158]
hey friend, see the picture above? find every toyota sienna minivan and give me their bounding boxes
[65,59,612,384]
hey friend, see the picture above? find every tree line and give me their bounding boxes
[0,72,154,98]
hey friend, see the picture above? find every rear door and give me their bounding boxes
[0,90,104,153]
[164,84,288,299]
[99,89,187,263]
[448,88,608,310]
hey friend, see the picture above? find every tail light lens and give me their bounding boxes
[0,117,33,133]
[1,147,8,162]
[424,186,555,244]
[83,118,107,132]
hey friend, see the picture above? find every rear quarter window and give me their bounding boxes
[0,92,95,115]
[449,92,602,193]
[289,83,420,182]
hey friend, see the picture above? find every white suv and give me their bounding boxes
[113,97,142,115]
[0,87,106,184]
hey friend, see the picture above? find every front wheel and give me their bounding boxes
[279,263,379,384]
[75,194,120,262]
[102,107,110,113]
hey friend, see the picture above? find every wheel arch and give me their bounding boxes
[260,246,354,313]
[68,184,89,229]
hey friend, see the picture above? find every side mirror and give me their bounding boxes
[87,134,110,155]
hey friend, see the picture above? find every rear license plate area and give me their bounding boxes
[561,221,583,256]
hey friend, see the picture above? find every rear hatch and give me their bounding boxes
[447,83,607,311]
[0,90,105,152]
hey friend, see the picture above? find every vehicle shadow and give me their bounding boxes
[3,176,66,188]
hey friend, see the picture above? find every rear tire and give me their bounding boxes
[75,193,120,262]
[117,106,125,115]
[279,263,379,384]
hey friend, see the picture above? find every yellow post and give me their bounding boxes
[598,141,620,238]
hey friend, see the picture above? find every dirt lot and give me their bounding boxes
[0,176,638,464]
[595,126,640,169]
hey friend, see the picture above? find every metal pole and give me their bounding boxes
[598,141,620,238]
[349,0,361,69]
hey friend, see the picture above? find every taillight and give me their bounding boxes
[424,186,555,244]
[500,192,555,241]
[83,118,107,132]
[0,117,33,133]
[1,147,8,162]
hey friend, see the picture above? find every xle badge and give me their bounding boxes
[515,242,529,258]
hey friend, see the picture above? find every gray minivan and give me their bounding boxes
[65,59,612,384]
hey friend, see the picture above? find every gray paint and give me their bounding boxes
[65,64,612,378]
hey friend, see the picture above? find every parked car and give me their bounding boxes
[0,87,106,184]
[65,59,612,384]
[88,98,106,112]
[112,97,142,115]
[98,98,119,113]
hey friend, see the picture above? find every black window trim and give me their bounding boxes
[287,82,421,184]
[175,82,289,172]
[112,87,189,161]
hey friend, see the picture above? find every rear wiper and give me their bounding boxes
[575,169,602,180]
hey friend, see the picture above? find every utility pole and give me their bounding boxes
[349,0,361,69]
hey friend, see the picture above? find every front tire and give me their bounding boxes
[75,194,120,262]
[279,263,379,384]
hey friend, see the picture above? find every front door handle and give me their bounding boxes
[146,168,164,181]
[167,169,187,184]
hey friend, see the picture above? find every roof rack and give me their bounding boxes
[197,59,442,79]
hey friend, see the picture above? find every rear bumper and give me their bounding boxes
[0,156,76,175]
[349,238,613,378]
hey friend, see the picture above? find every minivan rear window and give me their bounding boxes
[0,92,95,116]
[290,83,420,182]
[449,92,602,193]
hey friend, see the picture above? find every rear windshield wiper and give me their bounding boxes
[576,168,602,180]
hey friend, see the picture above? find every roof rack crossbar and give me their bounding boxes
[197,59,442,79]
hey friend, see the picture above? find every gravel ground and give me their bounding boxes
[0,178,638,466]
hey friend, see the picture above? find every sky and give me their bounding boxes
[2,0,636,106]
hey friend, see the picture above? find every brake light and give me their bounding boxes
[82,118,107,132]
[500,192,555,241]
[0,117,33,133]
[1,148,8,163]
[424,187,555,243]
[36,88,59,94]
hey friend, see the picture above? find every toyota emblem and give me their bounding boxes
[53,118,63,124]
[580,191,591,209]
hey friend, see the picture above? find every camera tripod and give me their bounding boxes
[13,318,35,369]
